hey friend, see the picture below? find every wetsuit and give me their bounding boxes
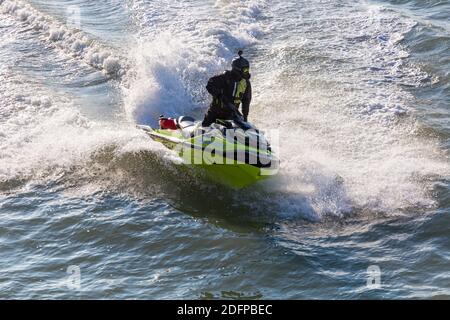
[202,70,252,127]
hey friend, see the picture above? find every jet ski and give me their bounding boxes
[138,108,279,189]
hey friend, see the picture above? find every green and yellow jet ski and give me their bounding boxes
[138,113,279,189]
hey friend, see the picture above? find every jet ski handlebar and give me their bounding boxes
[224,102,252,130]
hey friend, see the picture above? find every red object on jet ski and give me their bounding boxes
[159,117,178,130]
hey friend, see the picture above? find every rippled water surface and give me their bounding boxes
[0,0,449,299]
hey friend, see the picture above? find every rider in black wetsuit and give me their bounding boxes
[202,51,252,127]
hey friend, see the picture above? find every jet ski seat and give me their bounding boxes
[177,116,195,129]
[177,116,196,138]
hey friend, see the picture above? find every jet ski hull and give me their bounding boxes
[138,123,278,189]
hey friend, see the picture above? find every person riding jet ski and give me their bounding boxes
[202,50,252,127]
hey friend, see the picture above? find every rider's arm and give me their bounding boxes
[241,80,252,121]
[206,74,225,98]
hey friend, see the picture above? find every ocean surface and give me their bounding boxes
[0,0,449,299]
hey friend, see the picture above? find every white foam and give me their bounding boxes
[123,0,268,125]
[103,56,121,75]
[1,0,126,77]
[0,79,168,186]
[1,0,448,220]
[48,27,65,42]
[2,0,17,13]
[118,0,450,218]
[123,36,205,124]
[249,0,450,218]
[0,15,167,187]
[17,7,28,20]
[70,39,87,53]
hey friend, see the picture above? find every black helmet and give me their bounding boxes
[231,50,250,78]
[232,51,250,71]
